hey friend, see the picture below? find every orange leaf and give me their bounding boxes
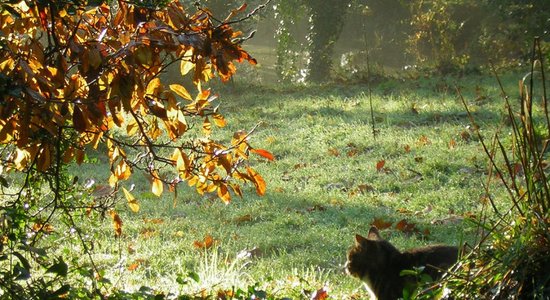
[109,210,123,237]
[247,167,266,196]
[193,234,215,249]
[217,183,231,204]
[376,160,385,171]
[311,287,329,300]
[127,262,139,271]
[404,145,411,153]
[250,148,275,161]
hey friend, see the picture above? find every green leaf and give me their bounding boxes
[187,271,200,283]
[399,269,418,277]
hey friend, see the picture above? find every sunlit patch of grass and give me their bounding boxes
[52,71,521,298]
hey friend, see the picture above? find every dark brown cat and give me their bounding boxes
[346,226,458,300]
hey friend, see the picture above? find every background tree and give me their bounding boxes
[274,0,550,81]
[0,0,268,297]
[305,0,351,82]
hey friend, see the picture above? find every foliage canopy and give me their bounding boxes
[0,0,268,297]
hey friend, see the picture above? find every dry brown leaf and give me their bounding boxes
[376,160,386,171]
[328,148,340,157]
[371,218,393,230]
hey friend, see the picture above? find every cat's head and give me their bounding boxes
[345,226,400,280]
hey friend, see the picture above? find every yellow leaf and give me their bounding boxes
[146,78,162,96]
[122,187,140,213]
[114,159,132,180]
[13,148,30,171]
[212,113,226,127]
[152,175,163,197]
[126,118,139,136]
[169,84,192,101]
[180,56,195,76]
[108,173,118,187]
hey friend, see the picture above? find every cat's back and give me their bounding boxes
[402,244,458,279]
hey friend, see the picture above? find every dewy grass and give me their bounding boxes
[57,72,519,298]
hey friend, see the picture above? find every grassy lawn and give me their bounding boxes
[63,66,520,298]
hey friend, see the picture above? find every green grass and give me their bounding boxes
[60,70,520,298]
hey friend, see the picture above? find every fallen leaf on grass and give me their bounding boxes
[404,145,411,153]
[418,135,431,146]
[143,218,164,224]
[294,163,307,169]
[348,184,375,197]
[234,214,253,224]
[460,130,471,141]
[328,148,340,157]
[371,218,393,230]
[396,207,413,215]
[140,227,156,239]
[448,138,457,149]
[310,287,329,300]
[376,160,385,171]
[194,234,216,249]
[127,262,139,271]
[127,259,147,271]
[346,143,360,157]
[306,205,326,212]
[395,219,417,233]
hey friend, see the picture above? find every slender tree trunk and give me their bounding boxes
[306,0,350,82]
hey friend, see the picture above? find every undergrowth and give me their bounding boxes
[424,38,550,299]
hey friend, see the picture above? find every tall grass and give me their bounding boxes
[439,38,550,299]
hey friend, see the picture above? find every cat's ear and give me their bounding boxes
[355,234,368,245]
[367,226,382,240]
